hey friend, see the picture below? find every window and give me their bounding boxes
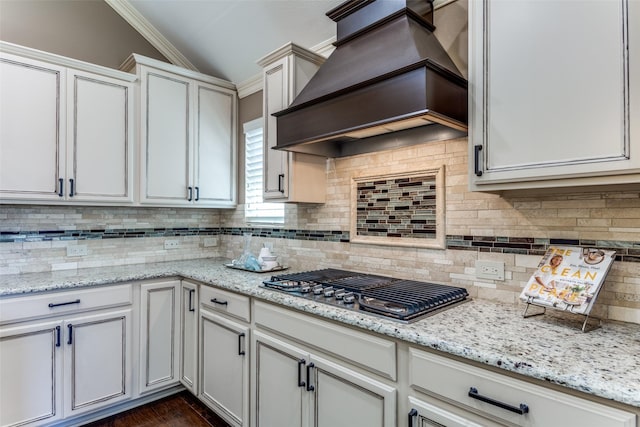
[244,119,284,223]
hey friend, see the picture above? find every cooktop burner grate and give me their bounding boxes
[264,269,469,322]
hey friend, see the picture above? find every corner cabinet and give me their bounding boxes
[258,43,327,203]
[469,0,640,191]
[123,54,238,208]
[0,42,135,204]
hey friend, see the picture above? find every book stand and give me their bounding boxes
[522,297,601,333]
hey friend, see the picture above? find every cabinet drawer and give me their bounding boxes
[409,348,635,427]
[199,285,250,322]
[254,300,396,380]
[0,284,133,324]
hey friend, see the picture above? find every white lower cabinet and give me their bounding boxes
[253,331,309,427]
[0,308,132,427]
[180,280,199,394]
[63,309,132,417]
[252,301,397,427]
[409,348,636,427]
[0,319,64,426]
[138,280,180,394]
[199,306,249,427]
[252,330,396,427]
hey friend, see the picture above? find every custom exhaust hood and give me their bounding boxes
[273,0,468,158]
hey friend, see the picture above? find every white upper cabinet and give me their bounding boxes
[0,43,135,204]
[258,43,327,203]
[469,0,640,190]
[66,69,134,203]
[126,54,237,208]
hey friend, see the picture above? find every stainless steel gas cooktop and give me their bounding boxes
[262,268,469,323]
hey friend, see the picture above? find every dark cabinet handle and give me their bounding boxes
[187,186,193,201]
[306,362,315,391]
[55,326,61,347]
[210,298,228,306]
[188,289,195,312]
[58,178,64,197]
[195,186,200,201]
[468,387,529,415]
[67,324,73,345]
[278,174,285,193]
[474,145,483,177]
[298,359,306,388]
[238,333,246,356]
[69,178,75,197]
[408,408,417,427]
[48,299,81,308]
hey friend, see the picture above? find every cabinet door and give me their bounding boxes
[180,281,198,394]
[0,53,66,201]
[310,354,396,427]
[199,308,249,427]
[140,66,192,204]
[66,69,134,203]
[63,308,132,417]
[408,396,484,427]
[253,331,309,427]
[263,57,290,200]
[0,320,64,427]
[194,82,237,207]
[470,0,639,189]
[139,280,180,394]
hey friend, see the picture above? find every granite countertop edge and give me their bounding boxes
[1,259,638,409]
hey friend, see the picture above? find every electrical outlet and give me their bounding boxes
[164,240,180,250]
[204,237,218,247]
[475,260,505,281]
[67,245,88,257]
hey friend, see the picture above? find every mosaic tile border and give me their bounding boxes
[1,228,638,262]
[0,227,349,243]
[446,236,640,263]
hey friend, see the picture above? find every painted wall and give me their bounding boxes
[0,0,166,68]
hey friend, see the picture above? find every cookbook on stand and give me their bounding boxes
[520,245,616,316]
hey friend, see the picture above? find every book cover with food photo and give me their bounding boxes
[520,246,616,315]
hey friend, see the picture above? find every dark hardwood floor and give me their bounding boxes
[82,391,231,427]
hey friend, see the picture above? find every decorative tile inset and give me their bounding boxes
[351,167,445,249]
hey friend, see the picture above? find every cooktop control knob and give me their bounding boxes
[312,285,324,296]
[300,284,311,293]
[343,292,355,304]
[323,286,335,297]
[334,289,345,300]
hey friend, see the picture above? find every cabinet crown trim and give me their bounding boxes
[121,53,236,90]
[0,41,137,82]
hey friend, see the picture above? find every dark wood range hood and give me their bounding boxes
[273,0,468,158]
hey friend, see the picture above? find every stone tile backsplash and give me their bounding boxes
[1,137,639,324]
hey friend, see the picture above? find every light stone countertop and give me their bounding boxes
[1,258,638,409]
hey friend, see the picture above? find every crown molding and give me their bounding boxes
[237,74,263,99]
[310,37,337,58]
[105,0,199,72]
[242,37,336,99]
[0,41,137,81]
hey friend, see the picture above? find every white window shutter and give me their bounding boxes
[244,119,284,223]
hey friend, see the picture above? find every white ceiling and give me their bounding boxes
[127,0,344,85]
